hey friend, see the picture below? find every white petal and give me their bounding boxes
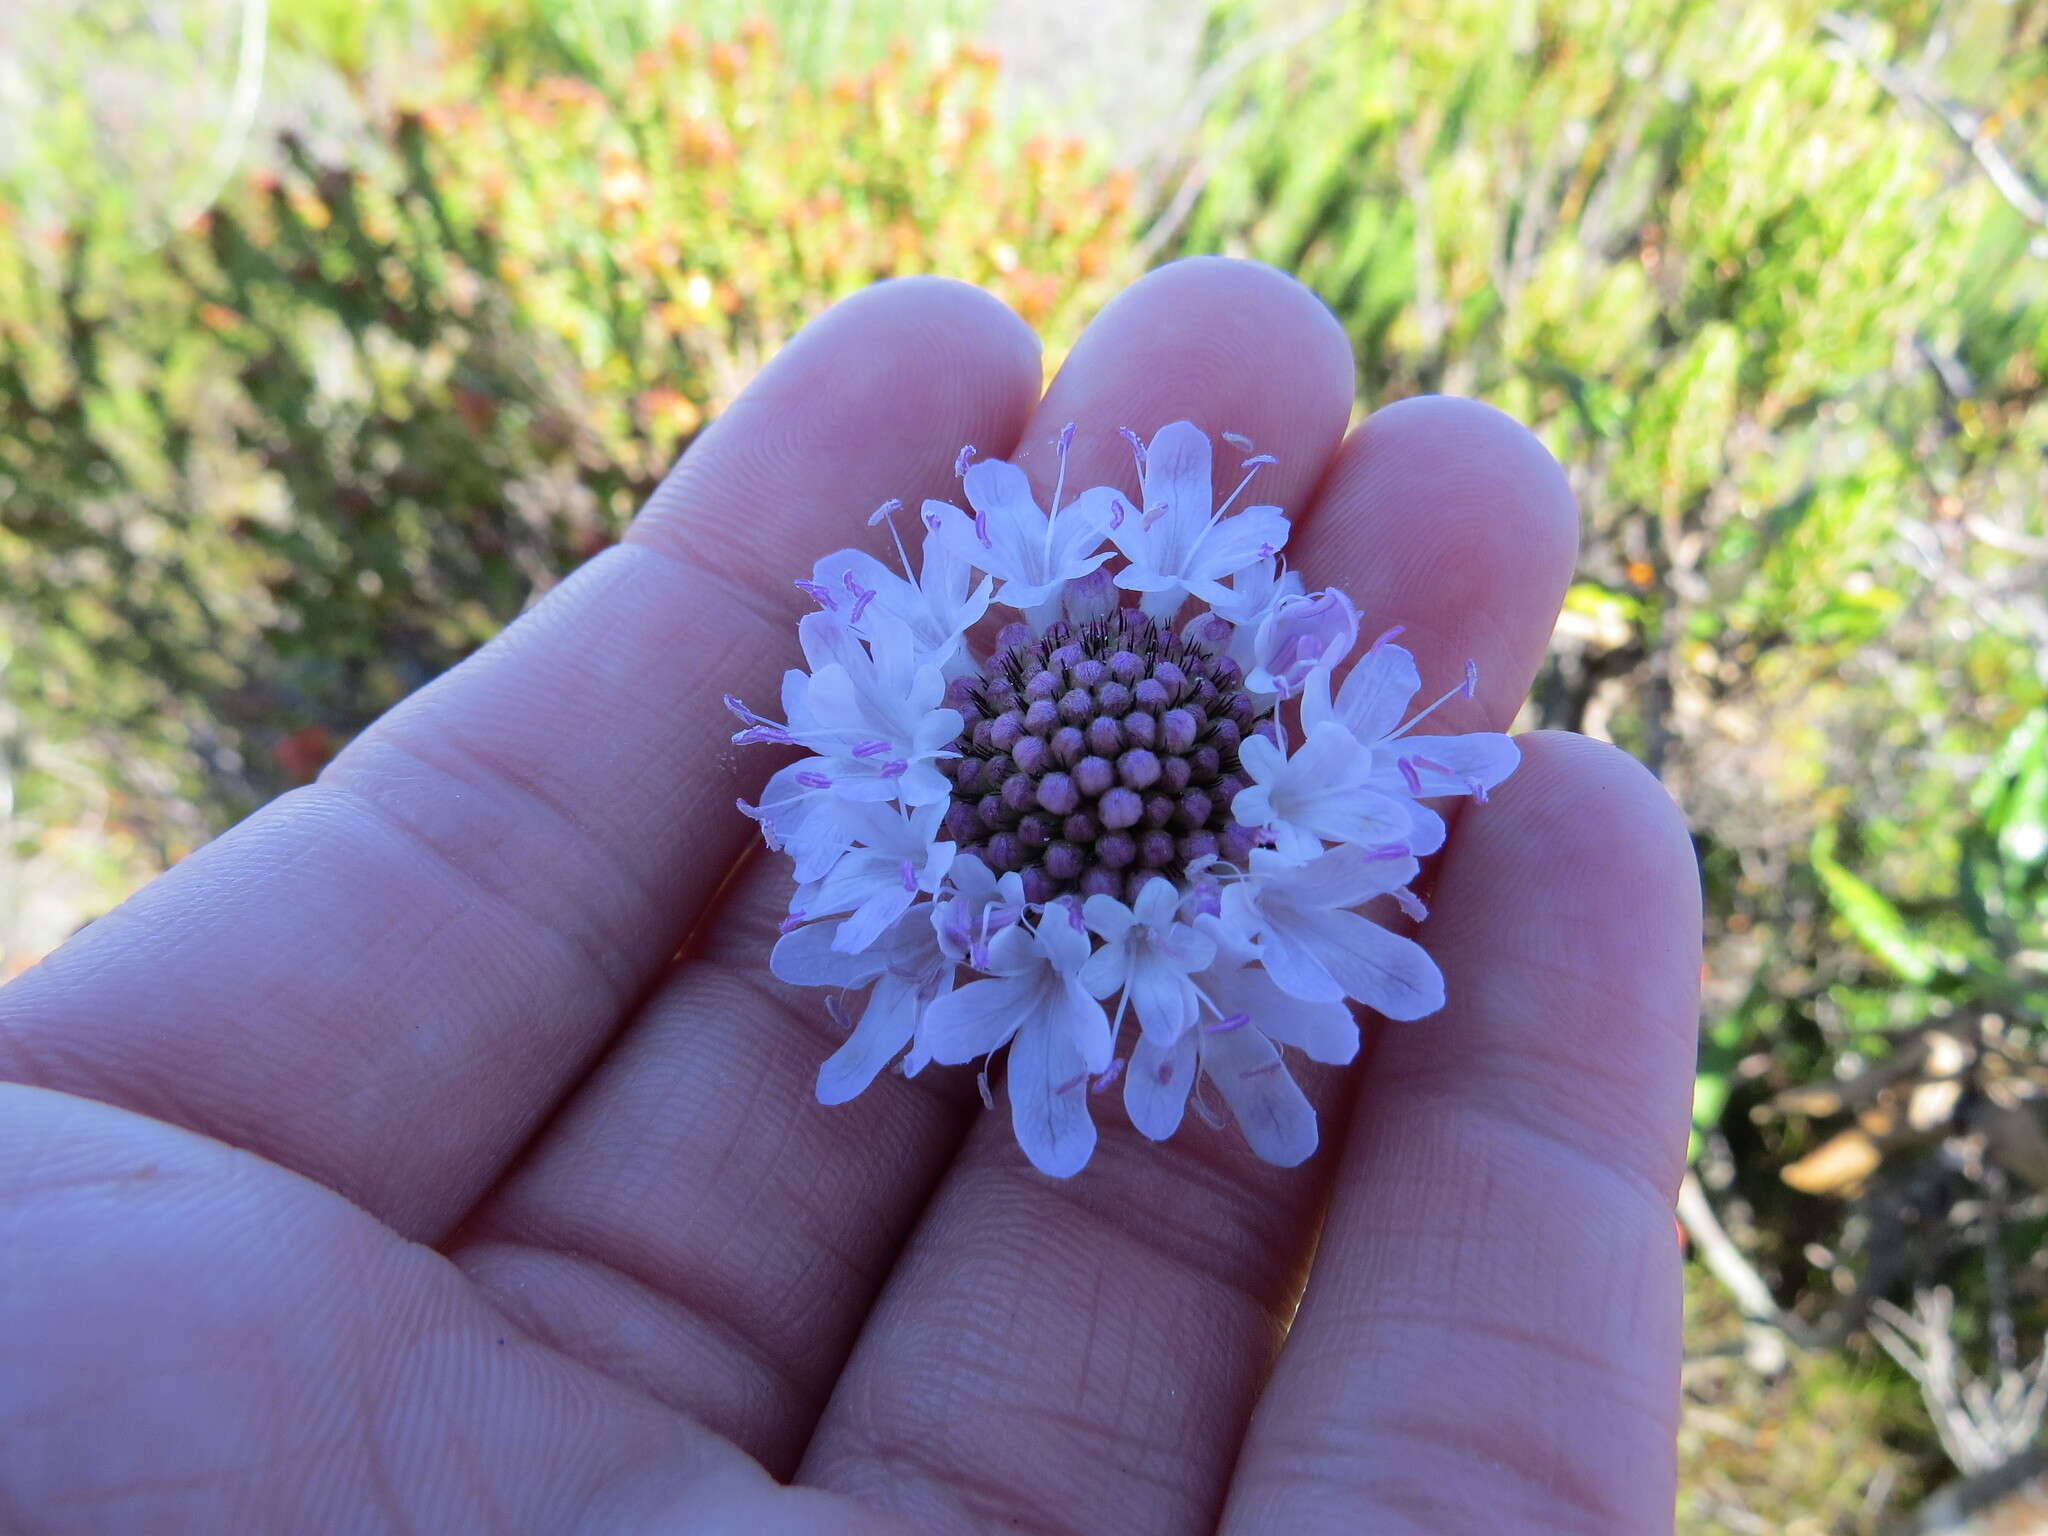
[816,973,921,1105]
[1081,892,1138,944]
[1034,900,1093,975]
[831,885,916,955]
[1123,1030,1197,1141]
[1007,1017,1096,1177]
[1202,1026,1318,1166]
[1203,963,1358,1065]
[921,975,1027,1064]
[770,919,891,987]
[1126,957,1198,1043]
[1329,641,1422,744]
[1387,732,1522,796]
[1293,907,1445,1020]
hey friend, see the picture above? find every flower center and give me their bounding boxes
[940,609,1261,903]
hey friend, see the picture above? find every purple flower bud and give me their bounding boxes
[1098,787,1143,830]
[1002,773,1038,814]
[1138,830,1177,868]
[1159,755,1191,793]
[1017,813,1053,848]
[1044,841,1084,881]
[1036,773,1080,816]
[1074,755,1115,797]
[985,833,1021,872]
[1143,793,1175,829]
[1079,867,1123,898]
[1117,749,1162,790]
[1070,657,1107,689]
[1190,745,1221,780]
[1178,830,1219,865]
[1218,822,1260,863]
[1097,832,1137,869]
[1049,726,1086,767]
[1160,708,1198,753]
[1062,811,1098,843]
[1086,715,1123,755]
[1133,677,1171,713]
[1024,671,1060,703]
[991,711,1027,751]
[1176,789,1213,829]
[1094,680,1133,717]
[1123,712,1158,751]
[1108,650,1144,684]
[1019,866,1058,904]
[1058,688,1093,726]
[1011,735,1049,775]
[1023,699,1059,735]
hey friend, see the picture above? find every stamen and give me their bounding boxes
[795,769,834,790]
[794,578,837,610]
[1091,1059,1124,1093]
[1385,677,1472,741]
[731,724,795,746]
[879,759,908,778]
[1057,1070,1090,1095]
[1045,421,1076,548]
[778,911,808,934]
[899,859,918,893]
[1205,1012,1251,1034]
[1244,1060,1287,1079]
[974,509,993,548]
[1365,842,1410,861]
[1211,457,1270,520]
[1222,430,1254,452]
[851,739,892,759]
[1467,778,1490,804]
[869,497,915,580]
[1393,887,1429,922]
[1399,757,1424,796]
[976,1065,996,1110]
[1368,624,1405,655]
[1140,501,1169,532]
[1118,426,1147,476]
[826,995,854,1033]
[1108,495,1127,530]
[954,443,976,477]
[1463,659,1479,699]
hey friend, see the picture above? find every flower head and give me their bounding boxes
[733,425,1516,1177]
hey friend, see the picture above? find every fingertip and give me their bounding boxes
[629,277,1043,581]
[1498,731,1700,932]
[1352,394,1579,577]
[1032,256,1356,504]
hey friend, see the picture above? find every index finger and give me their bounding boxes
[0,279,1043,1241]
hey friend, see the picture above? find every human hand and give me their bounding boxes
[0,259,1699,1534]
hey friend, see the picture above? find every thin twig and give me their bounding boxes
[1820,10,2048,231]
[1676,1172,1799,1374]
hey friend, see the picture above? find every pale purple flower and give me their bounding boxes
[1244,587,1359,699]
[792,798,955,954]
[1221,846,1444,1020]
[1108,420,1291,617]
[1301,634,1521,853]
[1078,876,1217,1044]
[924,456,1119,612]
[1231,721,1413,861]
[1123,942,1357,1166]
[772,907,954,1104]
[918,903,1112,1176]
[808,518,993,677]
[736,423,1513,1179]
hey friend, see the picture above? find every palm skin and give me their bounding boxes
[0,260,1700,1535]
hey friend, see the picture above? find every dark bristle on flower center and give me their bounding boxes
[939,610,1266,902]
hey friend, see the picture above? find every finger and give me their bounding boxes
[797,258,1406,1533]
[0,1084,911,1536]
[1224,733,1700,1535]
[450,258,1356,1491]
[0,279,1041,1242]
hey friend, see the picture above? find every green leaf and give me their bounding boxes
[1810,826,1939,985]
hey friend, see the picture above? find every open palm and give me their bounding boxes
[0,260,1699,1534]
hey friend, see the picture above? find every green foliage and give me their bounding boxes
[0,14,1133,897]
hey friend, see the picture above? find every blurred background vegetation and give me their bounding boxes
[3,0,2044,1527]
